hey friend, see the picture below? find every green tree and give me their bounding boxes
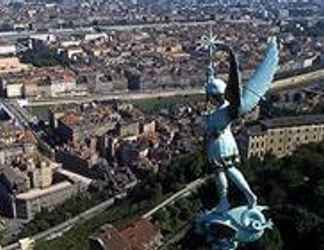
[20,47,64,67]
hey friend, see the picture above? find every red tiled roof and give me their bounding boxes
[92,224,131,250]
[120,219,160,250]
[61,112,80,126]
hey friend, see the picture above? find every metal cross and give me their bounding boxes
[197,28,223,62]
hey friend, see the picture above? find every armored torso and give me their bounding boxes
[205,101,240,167]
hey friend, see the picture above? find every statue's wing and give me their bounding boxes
[225,48,241,119]
[239,37,279,115]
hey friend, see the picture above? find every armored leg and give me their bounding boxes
[227,166,257,208]
[215,169,231,212]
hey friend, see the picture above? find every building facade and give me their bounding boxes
[239,115,324,159]
[14,181,80,220]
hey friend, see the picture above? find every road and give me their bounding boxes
[142,176,212,219]
[25,89,204,107]
[0,19,268,42]
[24,68,324,107]
[0,99,55,157]
[272,68,324,91]
[0,21,218,41]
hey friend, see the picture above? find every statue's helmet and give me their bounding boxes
[206,77,227,96]
[205,63,226,96]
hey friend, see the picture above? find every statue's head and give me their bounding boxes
[206,78,226,96]
[205,71,227,105]
[206,62,226,91]
[205,60,227,108]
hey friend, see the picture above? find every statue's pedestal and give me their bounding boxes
[195,206,273,250]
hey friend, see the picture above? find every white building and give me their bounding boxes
[84,33,108,42]
[60,40,81,48]
[30,34,56,42]
[0,43,16,56]
[6,83,23,98]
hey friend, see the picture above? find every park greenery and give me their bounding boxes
[306,20,324,37]
[164,141,324,250]
[129,94,204,113]
[0,228,4,243]
[18,193,100,238]
[20,47,67,67]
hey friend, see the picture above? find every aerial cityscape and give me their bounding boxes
[0,0,324,250]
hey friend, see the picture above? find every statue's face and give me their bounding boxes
[206,78,226,101]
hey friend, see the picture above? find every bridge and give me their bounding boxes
[0,99,54,158]
[0,100,30,128]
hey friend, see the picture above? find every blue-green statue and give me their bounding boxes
[195,34,279,250]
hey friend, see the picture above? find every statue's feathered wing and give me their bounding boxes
[225,48,242,118]
[239,38,279,115]
[226,37,279,118]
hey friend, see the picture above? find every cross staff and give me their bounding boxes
[197,29,224,67]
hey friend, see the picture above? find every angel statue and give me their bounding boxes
[195,34,279,250]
